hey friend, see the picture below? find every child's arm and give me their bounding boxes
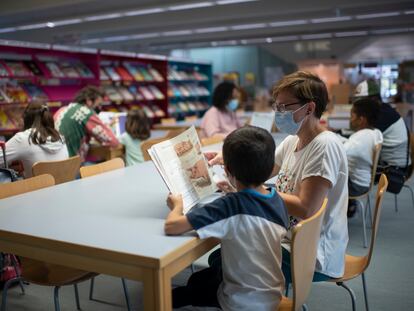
[164,194,193,235]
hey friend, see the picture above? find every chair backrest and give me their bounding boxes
[369,143,382,189]
[201,135,224,146]
[184,115,198,122]
[161,117,176,125]
[166,129,185,138]
[291,199,328,311]
[141,137,169,161]
[365,174,388,270]
[0,174,55,199]
[407,133,414,181]
[32,156,81,185]
[79,158,124,178]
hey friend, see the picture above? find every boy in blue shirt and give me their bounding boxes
[165,126,289,311]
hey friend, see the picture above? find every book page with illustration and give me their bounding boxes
[149,126,217,213]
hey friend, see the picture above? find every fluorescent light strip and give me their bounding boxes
[356,12,400,19]
[404,10,414,15]
[17,23,48,30]
[195,26,229,33]
[270,35,299,42]
[216,0,257,4]
[130,33,159,39]
[162,30,193,36]
[301,33,332,40]
[269,20,307,27]
[52,19,82,26]
[84,13,122,21]
[124,8,165,17]
[0,27,17,33]
[230,23,267,30]
[371,28,410,34]
[311,16,352,23]
[168,2,214,11]
[335,31,368,37]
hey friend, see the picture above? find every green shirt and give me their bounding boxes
[119,132,144,166]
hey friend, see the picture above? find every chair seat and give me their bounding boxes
[21,257,97,286]
[328,254,368,283]
[276,296,293,311]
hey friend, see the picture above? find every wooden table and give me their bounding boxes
[153,119,202,131]
[0,162,219,311]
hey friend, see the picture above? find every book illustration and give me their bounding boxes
[149,126,217,213]
[98,111,127,136]
[45,62,65,78]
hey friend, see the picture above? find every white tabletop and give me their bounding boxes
[0,161,198,261]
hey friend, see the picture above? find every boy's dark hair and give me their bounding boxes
[352,97,381,127]
[74,85,104,105]
[223,126,275,187]
[24,101,62,145]
[213,81,237,111]
[272,71,328,119]
[125,109,151,140]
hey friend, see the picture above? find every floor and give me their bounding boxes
[1,178,413,311]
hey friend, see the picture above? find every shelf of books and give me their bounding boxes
[167,58,212,120]
[99,50,168,121]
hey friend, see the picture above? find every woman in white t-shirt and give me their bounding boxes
[271,71,349,284]
[1,102,68,178]
[340,98,383,216]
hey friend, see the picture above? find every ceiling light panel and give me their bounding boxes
[356,12,400,19]
[311,16,352,23]
[230,23,267,30]
[269,20,307,27]
[168,2,214,11]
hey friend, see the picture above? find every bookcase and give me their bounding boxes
[0,41,213,137]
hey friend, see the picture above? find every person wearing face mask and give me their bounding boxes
[338,98,383,216]
[54,85,119,161]
[200,81,242,138]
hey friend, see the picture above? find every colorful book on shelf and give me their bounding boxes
[5,61,32,77]
[0,88,11,103]
[149,85,165,100]
[151,105,166,117]
[123,63,145,81]
[4,85,29,103]
[179,102,189,112]
[148,126,218,214]
[115,66,134,81]
[22,83,48,101]
[187,102,198,111]
[45,62,65,78]
[105,86,123,102]
[149,68,164,82]
[142,105,155,118]
[60,62,80,78]
[193,71,207,81]
[128,85,144,101]
[167,86,174,98]
[76,63,95,78]
[179,85,191,97]
[0,63,9,77]
[23,61,43,76]
[103,66,121,81]
[100,68,110,81]
[139,86,155,100]
[118,86,134,101]
[139,68,154,81]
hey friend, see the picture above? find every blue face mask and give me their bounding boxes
[227,99,239,111]
[274,104,307,135]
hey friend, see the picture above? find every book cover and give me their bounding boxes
[6,61,32,77]
[139,86,155,100]
[76,63,95,78]
[45,62,65,78]
[104,66,121,81]
[0,63,9,77]
[60,62,80,78]
[116,66,134,81]
[149,85,165,100]
[149,68,164,82]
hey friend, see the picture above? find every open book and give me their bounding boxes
[149,126,218,214]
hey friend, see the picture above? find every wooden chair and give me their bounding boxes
[79,160,131,310]
[32,155,81,184]
[277,199,328,311]
[350,143,382,248]
[328,174,388,311]
[79,158,124,178]
[394,133,414,212]
[161,117,176,125]
[141,137,169,161]
[0,174,97,311]
[166,129,186,138]
[201,135,224,146]
[184,115,198,122]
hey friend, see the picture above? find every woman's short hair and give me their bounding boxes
[23,101,62,145]
[352,97,381,127]
[125,109,151,140]
[213,81,237,111]
[272,71,328,119]
[74,85,104,105]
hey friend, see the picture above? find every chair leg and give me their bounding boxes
[121,278,132,311]
[367,196,373,227]
[1,277,23,311]
[394,194,398,212]
[403,184,414,208]
[89,277,95,300]
[360,201,368,248]
[302,304,309,311]
[190,263,195,273]
[362,273,370,311]
[54,286,61,311]
[74,284,81,310]
[336,282,356,311]
[285,282,290,296]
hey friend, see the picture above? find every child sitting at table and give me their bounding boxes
[119,109,150,166]
[164,126,289,310]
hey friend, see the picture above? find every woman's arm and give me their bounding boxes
[279,176,331,219]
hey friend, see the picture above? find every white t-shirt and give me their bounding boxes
[381,118,411,167]
[342,128,383,188]
[275,131,349,278]
[1,129,69,178]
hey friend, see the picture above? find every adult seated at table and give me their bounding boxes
[338,97,383,217]
[353,79,411,176]
[1,101,68,178]
[200,81,242,138]
[54,85,119,161]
